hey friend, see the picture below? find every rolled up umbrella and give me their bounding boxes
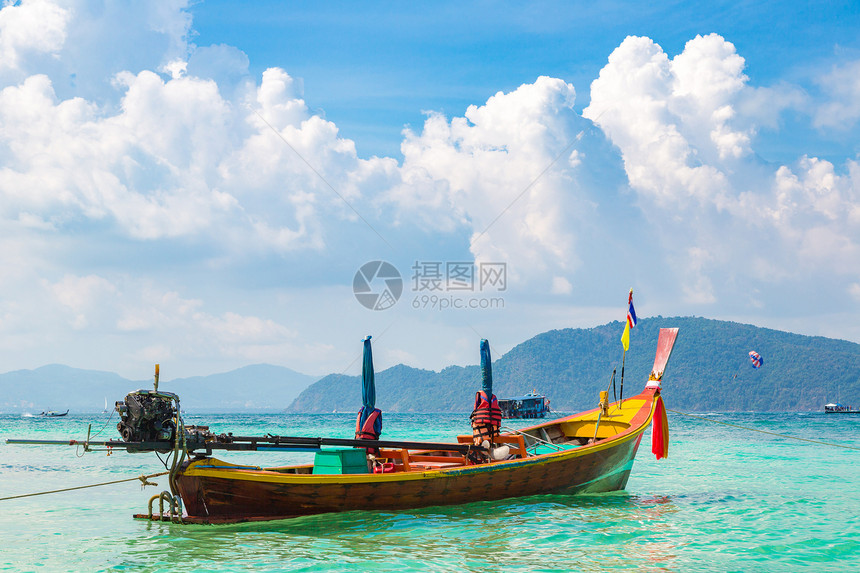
[359,335,376,428]
[480,339,492,397]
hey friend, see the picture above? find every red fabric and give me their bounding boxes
[470,391,502,427]
[355,408,382,456]
[355,408,381,440]
[652,396,669,460]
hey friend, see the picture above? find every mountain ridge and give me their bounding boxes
[0,363,319,413]
[3,317,859,413]
[287,316,860,413]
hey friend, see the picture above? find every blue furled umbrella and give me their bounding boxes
[480,339,493,397]
[359,335,376,428]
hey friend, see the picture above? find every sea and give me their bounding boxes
[1,410,858,572]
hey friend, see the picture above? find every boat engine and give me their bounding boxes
[115,390,178,444]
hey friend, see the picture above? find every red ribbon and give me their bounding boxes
[652,395,669,460]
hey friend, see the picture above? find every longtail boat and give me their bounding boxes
[7,328,678,524]
[39,409,69,417]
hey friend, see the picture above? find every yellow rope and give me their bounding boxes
[667,408,860,451]
[0,471,169,502]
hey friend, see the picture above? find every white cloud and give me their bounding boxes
[48,274,116,329]
[160,59,187,80]
[765,156,860,273]
[217,67,400,252]
[0,4,626,303]
[1,270,320,375]
[0,70,239,239]
[551,276,573,294]
[0,0,70,71]
[679,247,716,304]
[0,61,403,254]
[0,1,194,103]
[392,76,604,291]
[736,83,806,130]
[814,59,860,129]
[186,43,250,94]
[0,3,406,374]
[584,34,747,209]
[584,34,860,305]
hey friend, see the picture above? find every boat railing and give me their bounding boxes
[501,426,565,454]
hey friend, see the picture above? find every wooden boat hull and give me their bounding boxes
[174,390,658,524]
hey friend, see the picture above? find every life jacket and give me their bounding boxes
[470,391,502,446]
[355,407,382,440]
[470,391,502,427]
[355,407,382,455]
[472,422,497,444]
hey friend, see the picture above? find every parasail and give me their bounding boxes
[748,350,763,369]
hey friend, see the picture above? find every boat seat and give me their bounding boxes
[456,434,527,459]
[493,434,528,458]
[376,448,411,471]
[411,461,463,470]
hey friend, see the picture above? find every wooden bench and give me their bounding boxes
[409,460,465,470]
[377,448,411,471]
[456,433,528,459]
[376,449,467,471]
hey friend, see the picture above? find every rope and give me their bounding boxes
[501,426,563,452]
[667,408,860,451]
[0,471,169,502]
[88,408,116,440]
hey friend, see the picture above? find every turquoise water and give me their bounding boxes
[2,411,859,572]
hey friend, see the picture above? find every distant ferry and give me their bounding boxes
[498,392,550,419]
[824,403,860,414]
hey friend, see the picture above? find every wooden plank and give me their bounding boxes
[493,434,527,458]
[409,454,466,464]
[377,448,411,471]
[649,327,679,383]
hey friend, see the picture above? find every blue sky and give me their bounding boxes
[1,0,859,389]
[189,1,860,163]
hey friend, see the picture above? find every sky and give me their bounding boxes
[1,0,859,382]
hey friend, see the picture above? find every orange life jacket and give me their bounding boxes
[470,391,502,427]
[355,407,382,441]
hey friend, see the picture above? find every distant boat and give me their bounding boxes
[498,392,551,419]
[40,410,69,417]
[824,403,860,414]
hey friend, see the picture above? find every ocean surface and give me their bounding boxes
[1,410,858,572]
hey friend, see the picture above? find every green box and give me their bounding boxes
[313,448,368,474]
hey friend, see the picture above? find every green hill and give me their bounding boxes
[0,363,319,413]
[287,317,860,413]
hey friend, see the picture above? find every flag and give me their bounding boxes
[621,321,631,351]
[621,288,636,351]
